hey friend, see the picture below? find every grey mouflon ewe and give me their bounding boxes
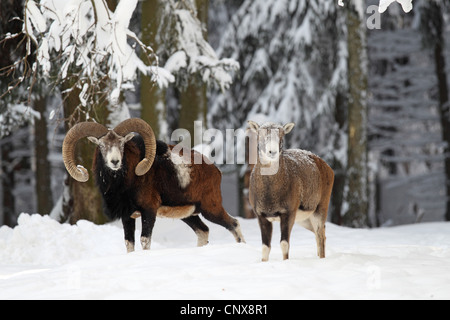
[247,121,334,261]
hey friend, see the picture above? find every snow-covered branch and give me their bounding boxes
[21,0,174,107]
[164,0,239,91]
[338,0,414,13]
[0,104,41,137]
[9,0,239,111]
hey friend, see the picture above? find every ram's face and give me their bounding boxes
[88,131,134,171]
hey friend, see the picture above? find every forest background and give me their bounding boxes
[0,0,449,229]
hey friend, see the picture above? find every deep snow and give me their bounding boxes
[1,213,449,299]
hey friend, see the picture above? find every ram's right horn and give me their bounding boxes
[62,122,109,182]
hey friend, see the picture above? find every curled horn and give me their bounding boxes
[62,122,109,182]
[113,118,156,176]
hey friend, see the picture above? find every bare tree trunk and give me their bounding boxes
[62,83,109,225]
[179,81,208,146]
[330,91,346,225]
[178,0,209,147]
[0,0,24,226]
[33,95,53,215]
[432,10,450,221]
[1,137,15,226]
[420,1,450,221]
[435,44,450,221]
[60,0,120,225]
[140,0,167,139]
[343,3,369,228]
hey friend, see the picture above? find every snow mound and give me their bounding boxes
[0,214,123,265]
[1,214,450,299]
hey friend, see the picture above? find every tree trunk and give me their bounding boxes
[33,95,53,215]
[60,0,120,225]
[179,81,208,147]
[1,137,15,226]
[343,3,369,228]
[62,83,109,225]
[178,0,209,148]
[0,0,24,226]
[431,6,450,221]
[140,0,167,140]
[330,91,346,225]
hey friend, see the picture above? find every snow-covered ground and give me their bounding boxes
[1,213,449,300]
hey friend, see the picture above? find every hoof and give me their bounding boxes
[125,240,135,253]
[141,236,151,250]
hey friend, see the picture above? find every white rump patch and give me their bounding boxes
[295,209,315,223]
[170,152,192,188]
[129,206,195,220]
[130,211,141,219]
[156,205,195,219]
[265,210,314,223]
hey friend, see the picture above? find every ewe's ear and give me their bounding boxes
[87,136,100,145]
[247,120,260,132]
[283,123,295,134]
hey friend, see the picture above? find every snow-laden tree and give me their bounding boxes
[162,0,239,91]
[211,0,346,147]
[139,0,239,144]
[338,0,414,13]
[21,0,173,118]
[17,0,238,123]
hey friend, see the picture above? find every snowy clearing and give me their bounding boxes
[0,213,449,300]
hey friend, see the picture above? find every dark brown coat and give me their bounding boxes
[92,136,244,252]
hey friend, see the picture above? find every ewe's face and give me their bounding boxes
[247,121,295,175]
[257,126,283,164]
[88,131,134,171]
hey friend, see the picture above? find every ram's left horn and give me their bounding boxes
[113,118,157,176]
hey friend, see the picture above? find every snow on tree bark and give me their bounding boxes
[343,1,369,228]
[62,80,108,225]
[21,0,173,112]
[420,1,450,221]
[178,0,209,148]
[33,95,53,216]
[140,0,168,140]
